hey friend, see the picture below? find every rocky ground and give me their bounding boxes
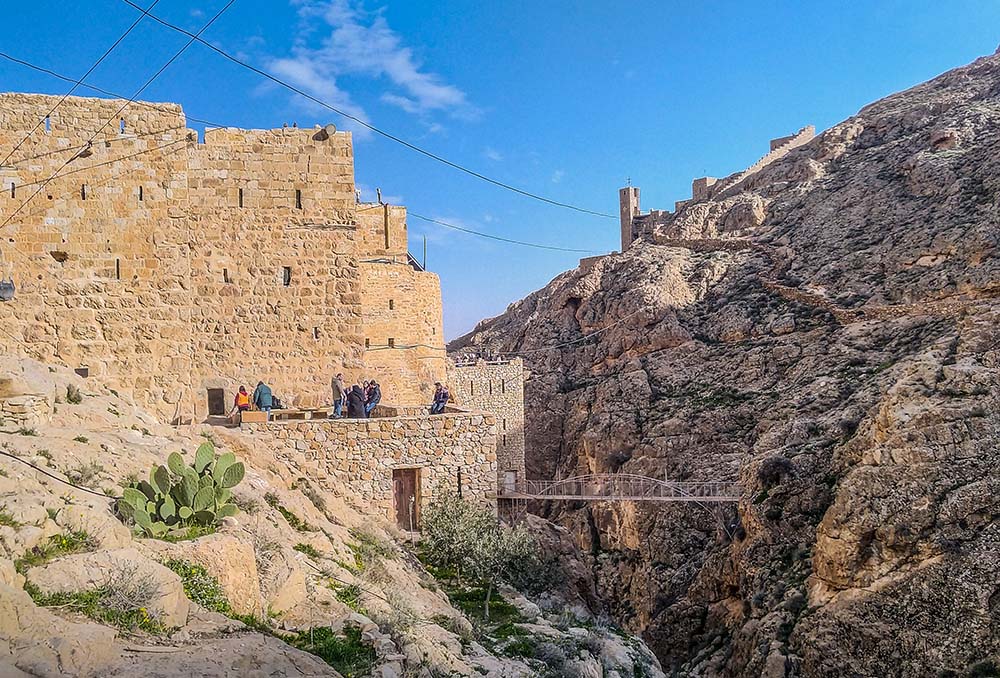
[450,49,1000,677]
[0,356,662,677]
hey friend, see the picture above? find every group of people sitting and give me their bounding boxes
[330,373,382,419]
[230,381,281,421]
[228,375,450,422]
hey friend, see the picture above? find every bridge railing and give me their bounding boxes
[500,474,740,502]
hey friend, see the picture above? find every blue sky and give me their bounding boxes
[3,1,999,338]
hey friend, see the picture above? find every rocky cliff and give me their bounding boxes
[450,49,1000,676]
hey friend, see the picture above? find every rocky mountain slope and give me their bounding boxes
[450,49,1000,676]
[0,357,662,677]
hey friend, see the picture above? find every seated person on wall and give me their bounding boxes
[253,381,273,421]
[228,385,251,423]
[365,380,382,417]
[430,382,450,415]
[347,384,366,418]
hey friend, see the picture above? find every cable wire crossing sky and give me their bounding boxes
[1,0,998,337]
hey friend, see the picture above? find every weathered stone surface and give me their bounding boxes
[450,49,1000,676]
[26,547,189,628]
[140,533,263,617]
[0,581,118,677]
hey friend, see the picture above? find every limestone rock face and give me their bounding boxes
[450,50,1000,675]
[140,533,263,617]
[26,548,190,628]
[0,580,118,677]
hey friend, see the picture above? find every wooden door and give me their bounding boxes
[392,468,420,531]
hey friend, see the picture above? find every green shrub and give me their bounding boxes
[15,530,96,572]
[294,543,321,558]
[331,583,364,612]
[25,569,165,635]
[0,506,20,528]
[117,441,244,539]
[287,625,375,678]
[17,428,37,436]
[264,493,316,532]
[161,558,231,614]
[72,435,89,444]
[421,490,538,620]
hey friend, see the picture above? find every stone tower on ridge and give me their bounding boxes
[619,186,639,251]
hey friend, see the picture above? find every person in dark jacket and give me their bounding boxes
[252,381,273,420]
[346,384,366,418]
[364,381,382,417]
[430,382,449,415]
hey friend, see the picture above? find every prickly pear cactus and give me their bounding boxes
[117,439,247,538]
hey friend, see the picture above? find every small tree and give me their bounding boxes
[421,490,492,583]
[422,489,537,619]
[466,519,536,620]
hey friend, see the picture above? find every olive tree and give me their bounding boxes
[422,490,537,619]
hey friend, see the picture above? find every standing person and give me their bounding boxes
[430,382,449,415]
[347,384,366,418]
[365,380,382,417]
[252,381,273,421]
[330,372,345,418]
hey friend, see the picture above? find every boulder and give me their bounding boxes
[57,503,133,550]
[25,547,189,628]
[141,533,262,616]
[0,580,118,677]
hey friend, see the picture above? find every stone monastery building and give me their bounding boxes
[0,93,444,418]
[0,93,525,524]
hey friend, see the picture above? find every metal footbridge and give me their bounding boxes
[498,474,740,503]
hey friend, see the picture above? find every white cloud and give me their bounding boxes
[551,169,565,183]
[269,55,373,138]
[269,0,473,129]
[484,147,503,162]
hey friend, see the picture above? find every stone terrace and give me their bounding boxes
[241,410,498,523]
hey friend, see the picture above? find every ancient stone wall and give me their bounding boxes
[446,359,526,488]
[360,260,446,405]
[0,93,445,420]
[355,203,408,259]
[241,411,498,520]
[0,392,50,433]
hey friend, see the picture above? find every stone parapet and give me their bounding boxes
[241,411,498,521]
[0,393,51,433]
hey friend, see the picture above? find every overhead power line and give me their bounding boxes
[117,0,616,220]
[0,0,162,168]
[408,212,602,254]
[0,51,227,130]
[0,0,236,232]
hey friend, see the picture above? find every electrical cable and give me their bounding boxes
[0,0,236,232]
[0,0,163,167]
[0,51,228,130]
[0,449,119,500]
[408,212,602,254]
[1,51,609,254]
[117,0,616,220]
